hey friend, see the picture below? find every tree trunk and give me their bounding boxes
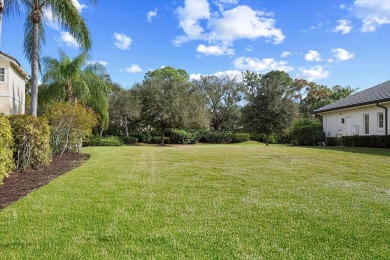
[265,134,269,146]
[124,115,129,138]
[0,1,4,48]
[30,21,40,116]
[169,128,173,144]
[160,128,165,146]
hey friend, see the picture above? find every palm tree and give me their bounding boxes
[0,0,19,47]
[41,49,110,132]
[21,0,97,116]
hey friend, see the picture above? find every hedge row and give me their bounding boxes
[0,116,14,183]
[326,135,390,148]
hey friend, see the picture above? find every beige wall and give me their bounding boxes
[321,101,390,137]
[0,59,26,115]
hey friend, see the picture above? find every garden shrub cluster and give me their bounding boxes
[122,136,138,144]
[326,135,390,148]
[232,133,251,143]
[84,136,124,146]
[0,116,14,183]
[173,129,201,144]
[289,118,323,146]
[45,102,98,155]
[8,115,52,172]
[201,130,233,143]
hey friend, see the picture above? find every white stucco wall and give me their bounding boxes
[320,102,390,137]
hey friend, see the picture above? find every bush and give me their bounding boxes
[0,116,14,183]
[8,115,52,172]
[123,136,138,144]
[289,118,323,146]
[326,135,390,148]
[173,129,201,144]
[232,133,251,143]
[83,136,124,146]
[45,102,98,155]
[201,130,233,143]
[151,136,170,144]
[250,133,279,144]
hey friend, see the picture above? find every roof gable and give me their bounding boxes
[0,51,29,79]
[314,80,390,113]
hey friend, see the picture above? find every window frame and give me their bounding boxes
[363,114,369,135]
[378,112,384,129]
[0,67,5,82]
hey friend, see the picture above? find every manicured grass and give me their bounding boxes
[1,142,390,258]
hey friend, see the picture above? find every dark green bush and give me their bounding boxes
[232,133,251,143]
[326,135,390,148]
[201,130,232,143]
[9,115,52,172]
[123,136,138,144]
[250,133,278,144]
[0,116,14,183]
[173,129,201,144]
[150,136,170,144]
[84,136,124,146]
[289,118,323,146]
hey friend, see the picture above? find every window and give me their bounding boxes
[378,112,384,129]
[363,114,369,135]
[0,68,4,82]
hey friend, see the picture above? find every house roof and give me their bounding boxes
[314,80,390,113]
[0,51,29,79]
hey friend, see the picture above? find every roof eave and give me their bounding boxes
[314,98,390,114]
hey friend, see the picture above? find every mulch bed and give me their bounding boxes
[0,153,90,209]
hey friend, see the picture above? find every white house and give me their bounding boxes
[314,80,390,137]
[0,52,29,115]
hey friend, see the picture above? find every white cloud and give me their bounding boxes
[296,65,329,81]
[233,56,293,72]
[353,0,390,32]
[72,0,87,13]
[328,59,334,63]
[332,48,355,60]
[147,8,158,23]
[332,19,352,34]
[281,51,291,58]
[305,50,322,61]
[174,2,284,45]
[196,44,234,56]
[339,4,347,9]
[190,69,242,81]
[125,64,142,73]
[89,60,108,66]
[59,32,79,48]
[114,33,132,50]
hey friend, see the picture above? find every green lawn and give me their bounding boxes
[1,142,390,259]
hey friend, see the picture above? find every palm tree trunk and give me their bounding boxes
[0,0,4,48]
[30,22,40,116]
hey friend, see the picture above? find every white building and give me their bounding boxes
[314,80,390,137]
[0,52,29,115]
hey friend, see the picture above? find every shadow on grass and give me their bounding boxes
[293,145,390,157]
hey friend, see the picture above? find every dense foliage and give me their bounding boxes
[8,115,52,171]
[83,136,124,147]
[0,116,14,184]
[289,118,323,146]
[45,102,98,155]
[326,135,390,148]
[232,133,251,143]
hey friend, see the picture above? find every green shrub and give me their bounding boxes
[173,129,201,144]
[84,136,124,147]
[201,130,233,143]
[123,136,138,144]
[289,118,323,146]
[326,135,390,148]
[150,136,170,144]
[250,133,279,144]
[45,102,98,155]
[232,133,251,143]
[9,115,52,172]
[0,116,14,184]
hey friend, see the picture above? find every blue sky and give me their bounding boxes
[2,0,390,90]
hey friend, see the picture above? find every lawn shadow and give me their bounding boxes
[295,145,390,157]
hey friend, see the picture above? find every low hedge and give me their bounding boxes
[83,136,124,147]
[326,135,390,148]
[173,129,201,144]
[201,130,233,144]
[0,116,14,183]
[232,133,251,143]
[8,115,52,172]
[123,136,138,144]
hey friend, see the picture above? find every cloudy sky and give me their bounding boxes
[3,0,390,90]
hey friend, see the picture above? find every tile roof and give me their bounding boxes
[314,80,390,113]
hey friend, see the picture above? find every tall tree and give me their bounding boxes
[22,0,97,116]
[40,49,110,133]
[0,0,19,47]
[139,67,209,146]
[193,75,245,131]
[242,70,297,146]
